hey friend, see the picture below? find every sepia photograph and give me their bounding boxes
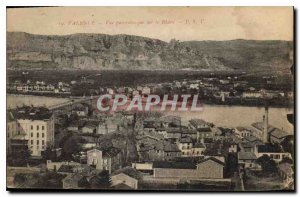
[6,6,294,191]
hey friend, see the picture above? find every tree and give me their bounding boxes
[257,155,277,175]
[280,157,293,164]
[12,146,31,167]
[42,147,56,161]
[98,170,111,189]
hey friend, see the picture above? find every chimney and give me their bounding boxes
[263,106,269,143]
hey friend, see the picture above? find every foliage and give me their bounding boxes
[256,155,278,175]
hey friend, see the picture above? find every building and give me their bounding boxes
[177,137,206,157]
[72,104,89,117]
[82,122,98,134]
[196,128,213,142]
[252,122,292,144]
[242,91,261,98]
[7,107,55,157]
[87,147,122,173]
[235,127,253,138]
[254,144,291,163]
[7,112,18,154]
[238,152,260,169]
[111,167,142,190]
[152,157,224,179]
[98,118,120,135]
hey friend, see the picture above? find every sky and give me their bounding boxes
[7,7,293,41]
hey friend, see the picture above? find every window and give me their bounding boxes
[274,154,280,159]
[31,140,33,145]
[42,133,45,138]
[42,126,44,130]
[42,140,45,145]
[37,125,39,131]
[37,133,39,138]
[37,140,39,145]
[31,132,33,137]
[31,125,33,130]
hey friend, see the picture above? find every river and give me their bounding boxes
[7,94,294,134]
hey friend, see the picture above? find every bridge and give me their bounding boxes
[48,96,97,111]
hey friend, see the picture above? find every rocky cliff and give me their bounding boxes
[7,32,292,71]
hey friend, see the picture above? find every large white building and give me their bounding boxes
[7,106,55,157]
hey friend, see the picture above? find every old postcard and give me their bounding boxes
[6,7,294,191]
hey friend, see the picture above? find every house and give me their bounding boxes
[137,139,181,162]
[132,162,153,174]
[177,137,193,156]
[87,147,122,173]
[254,144,291,163]
[98,118,120,135]
[196,128,213,143]
[67,122,81,132]
[251,122,292,144]
[111,167,143,190]
[165,128,182,139]
[235,127,253,138]
[181,128,197,140]
[72,104,89,117]
[46,160,81,171]
[189,119,212,130]
[242,91,261,98]
[82,122,98,134]
[163,141,182,160]
[62,173,85,189]
[160,115,181,128]
[192,143,206,156]
[153,157,224,180]
[238,152,260,169]
[7,106,55,157]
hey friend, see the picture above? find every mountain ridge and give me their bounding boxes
[7,32,293,72]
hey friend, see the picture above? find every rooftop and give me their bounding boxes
[11,106,53,121]
[112,166,143,180]
[153,161,196,169]
[252,122,292,139]
[197,157,225,166]
[238,151,257,160]
[257,144,284,153]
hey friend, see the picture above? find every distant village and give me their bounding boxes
[7,85,294,190]
[7,73,293,108]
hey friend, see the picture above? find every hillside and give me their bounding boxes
[7,32,293,72]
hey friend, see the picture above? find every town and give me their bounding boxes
[7,70,293,108]
[6,75,294,190]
